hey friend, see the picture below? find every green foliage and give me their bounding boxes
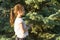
[24,0,60,40]
[56,36,60,40]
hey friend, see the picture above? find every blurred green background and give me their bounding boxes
[0,0,60,40]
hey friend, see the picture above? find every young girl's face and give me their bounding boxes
[18,8,25,16]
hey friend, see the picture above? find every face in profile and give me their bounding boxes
[21,8,25,16]
[18,8,25,17]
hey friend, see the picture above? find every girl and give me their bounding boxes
[10,4,29,40]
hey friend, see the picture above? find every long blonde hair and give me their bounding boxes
[10,4,24,27]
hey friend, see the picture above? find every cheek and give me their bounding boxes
[22,13,24,15]
[22,11,25,15]
[24,11,25,13]
[20,13,24,16]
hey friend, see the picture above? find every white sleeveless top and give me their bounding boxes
[14,17,28,38]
